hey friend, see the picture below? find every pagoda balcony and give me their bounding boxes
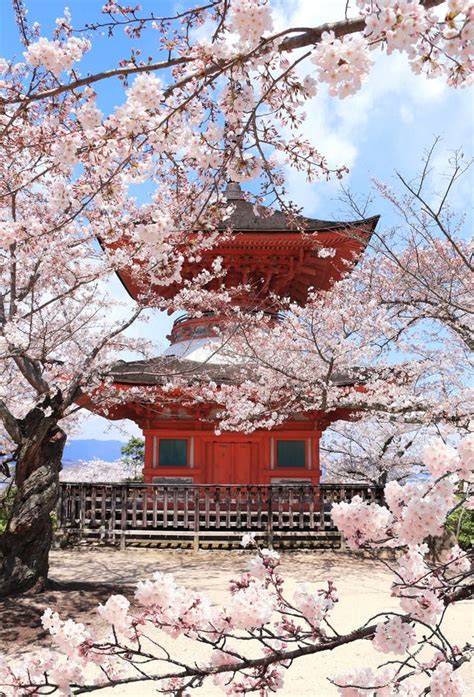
[167,309,284,345]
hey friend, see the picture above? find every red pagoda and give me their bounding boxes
[84,183,378,486]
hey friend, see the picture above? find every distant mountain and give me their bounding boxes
[62,439,126,464]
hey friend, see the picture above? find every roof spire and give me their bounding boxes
[224,181,245,200]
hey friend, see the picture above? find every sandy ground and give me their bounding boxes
[2,547,473,696]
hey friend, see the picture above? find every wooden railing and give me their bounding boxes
[56,482,384,549]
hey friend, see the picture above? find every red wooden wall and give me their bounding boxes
[142,422,321,485]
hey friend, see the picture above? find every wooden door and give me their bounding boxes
[211,442,253,484]
[213,443,233,483]
[234,442,252,483]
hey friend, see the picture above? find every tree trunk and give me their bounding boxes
[0,403,66,597]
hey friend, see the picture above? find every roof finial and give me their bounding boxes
[224,181,245,200]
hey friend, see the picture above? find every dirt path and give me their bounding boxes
[2,547,472,696]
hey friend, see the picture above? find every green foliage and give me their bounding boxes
[120,436,145,480]
[446,502,474,551]
[0,487,15,534]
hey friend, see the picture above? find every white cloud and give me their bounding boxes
[264,0,473,214]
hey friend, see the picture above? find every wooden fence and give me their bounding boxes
[56,482,384,550]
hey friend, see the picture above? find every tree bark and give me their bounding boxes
[0,402,66,596]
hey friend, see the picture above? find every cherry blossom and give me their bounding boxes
[331,496,393,548]
[228,579,276,630]
[229,0,274,44]
[423,440,460,478]
[42,608,90,658]
[430,661,467,696]
[292,583,337,628]
[333,667,396,696]
[60,458,138,483]
[24,36,91,77]
[372,615,417,655]
[97,595,132,635]
[311,32,373,98]
[0,2,472,690]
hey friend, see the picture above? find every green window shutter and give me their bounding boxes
[159,439,188,467]
[276,440,305,468]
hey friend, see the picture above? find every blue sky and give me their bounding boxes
[1,0,472,440]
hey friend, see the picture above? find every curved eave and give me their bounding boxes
[108,214,379,302]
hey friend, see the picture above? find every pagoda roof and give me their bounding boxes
[107,182,379,304]
[101,356,368,388]
[219,183,379,233]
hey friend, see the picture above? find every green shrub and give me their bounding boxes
[446,503,474,551]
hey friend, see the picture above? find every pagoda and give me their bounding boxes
[83,184,378,486]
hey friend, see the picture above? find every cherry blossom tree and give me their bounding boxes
[0,437,472,695]
[0,0,472,597]
[321,420,431,485]
[59,458,138,483]
[196,146,472,434]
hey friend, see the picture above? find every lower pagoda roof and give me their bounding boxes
[100,356,369,388]
[79,356,381,426]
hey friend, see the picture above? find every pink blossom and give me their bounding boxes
[446,545,471,574]
[331,496,392,548]
[24,36,90,76]
[247,548,280,579]
[423,440,459,478]
[48,657,85,696]
[135,571,179,609]
[293,584,336,627]
[229,0,273,45]
[430,661,466,697]
[240,531,256,547]
[97,594,131,634]
[372,616,417,654]
[458,432,474,482]
[385,478,456,546]
[399,588,444,624]
[334,666,395,696]
[209,648,240,690]
[227,579,275,630]
[311,32,373,98]
[42,609,90,658]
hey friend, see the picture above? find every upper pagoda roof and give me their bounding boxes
[108,182,379,305]
[219,182,379,233]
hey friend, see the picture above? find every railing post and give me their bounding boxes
[266,487,274,550]
[110,485,117,544]
[79,484,86,539]
[120,485,127,551]
[56,484,63,527]
[193,488,200,552]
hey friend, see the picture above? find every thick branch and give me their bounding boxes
[1,0,446,106]
[0,399,21,444]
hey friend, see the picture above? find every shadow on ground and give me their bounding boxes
[0,579,134,655]
[1,547,392,656]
